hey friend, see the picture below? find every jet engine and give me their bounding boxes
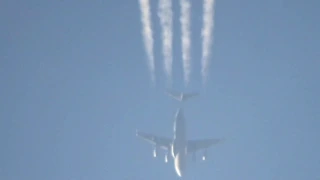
[202,149,207,161]
[153,147,157,158]
[164,153,168,163]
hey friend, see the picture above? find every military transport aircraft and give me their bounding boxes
[136,108,224,177]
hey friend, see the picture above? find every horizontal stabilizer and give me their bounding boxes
[166,90,199,102]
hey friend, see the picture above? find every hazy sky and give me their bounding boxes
[1,0,320,179]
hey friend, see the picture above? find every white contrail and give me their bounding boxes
[201,0,216,84]
[180,0,191,86]
[158,0,173,83]
[138,0,155,83]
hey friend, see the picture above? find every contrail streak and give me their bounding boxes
[138,0,155,83]
[158,0,173,84]
[201,0,216,84]
[180,0,191,86]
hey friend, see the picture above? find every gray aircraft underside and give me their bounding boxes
[136,96,224,177]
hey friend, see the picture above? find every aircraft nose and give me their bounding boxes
[178,169,185,177]
[174,153,186,177]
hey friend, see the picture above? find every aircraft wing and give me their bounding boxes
[136,130,172,150]
[187,138,225,153]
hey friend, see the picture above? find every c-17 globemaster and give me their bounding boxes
[136,108,224,177]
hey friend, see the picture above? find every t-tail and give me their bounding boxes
[166,90,199,102]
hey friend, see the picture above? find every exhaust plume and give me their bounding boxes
[179,0,191,86]
[201,0,216,84]
[158,0,173,83]
[138,0,155,83]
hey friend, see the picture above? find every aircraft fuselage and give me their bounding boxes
[171,108,187,177]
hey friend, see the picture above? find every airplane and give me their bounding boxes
[136,108,224,177]
[165,90,199,102]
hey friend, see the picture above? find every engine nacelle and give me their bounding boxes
[164,153,168,163]
[202,149,207,161]
[153,147,157,158]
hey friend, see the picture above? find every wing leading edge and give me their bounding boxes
[136,130,172,150]
[187,138,225,153]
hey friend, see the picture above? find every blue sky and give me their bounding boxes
[1,0,320,179]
